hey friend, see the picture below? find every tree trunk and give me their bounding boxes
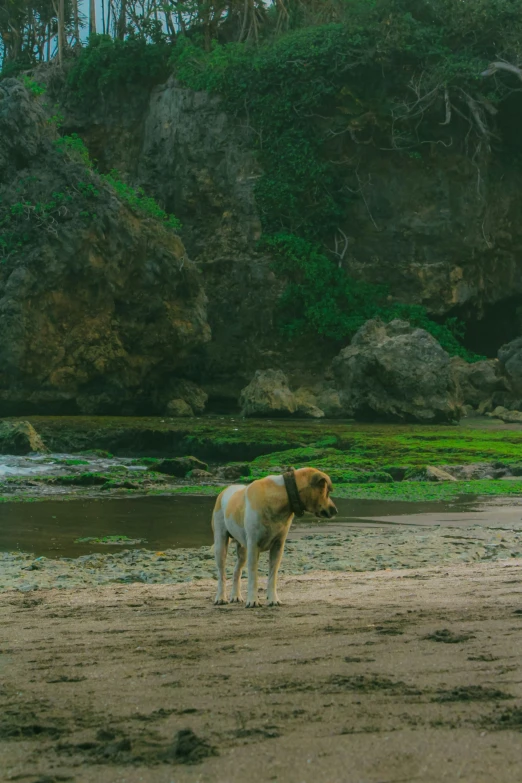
[72,0,80,44]
[89,0,97,37]
[117,0,126,39]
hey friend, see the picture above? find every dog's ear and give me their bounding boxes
[311,473,327,489]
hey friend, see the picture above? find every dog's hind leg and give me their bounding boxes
[213,511,230,605]
[230,542,246,603]
[267,536,286,606]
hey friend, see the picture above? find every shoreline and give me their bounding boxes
[3,522,521,593]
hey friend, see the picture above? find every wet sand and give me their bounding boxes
[1,559,521,782]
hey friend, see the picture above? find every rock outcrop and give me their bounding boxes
[487,406,522,424]
[0,421,47,455]
[451,357,509,410]
[332,319,460,423]
[240,370,297,417]
[153,457,208,477]
[0,79,210,416]
[498,336,522,395]
[239,370,330,418]
[55,72,522,412]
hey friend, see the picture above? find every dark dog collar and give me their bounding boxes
[283,468,306,517]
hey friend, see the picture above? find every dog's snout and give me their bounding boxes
[329,505,338,518]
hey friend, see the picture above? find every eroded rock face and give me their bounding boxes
[0,421,47,455]
[240,370,297,417]
[239,370,331,418]
[153,457,208,477]
[487,406,522,424]
[498,336,522,394]
[160,380,208,417]
[332,319,460,423]
[451,357,509,409]
[0,79,210,416]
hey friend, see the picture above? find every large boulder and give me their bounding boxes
[0,79,210,416]
[293,388,324,419]
[451,357,509,409]
[162,379,208,417]
[239,370,328,418]
[153,456,208,477]
[240,370,297,417]
[498,336,522,394]
[487,406,522,424]
[332,319,460,423]
[0,420,47,454]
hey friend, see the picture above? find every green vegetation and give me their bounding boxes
[264,234,481,358]
[102,170,182,232]
[167,3,522,357]
[13,415,522,465]
[53,136,181,229]
[66,35,170,102]
[7,3,520,357]
[54,133,93,168]
[2,417,522,505]
[250,447,394,483]
[20,74,45,95]
[0,186,77,259]
[1,134,181,264]
[333,480,522,503]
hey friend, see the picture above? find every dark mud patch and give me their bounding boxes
[233,727,281,740]
[327,674,421,696]
[56,727,218,766]
[162,728,218,764]
[15,776,75,783]
[1,721,64,740]
[57,735,135,764]
[423,628,475,643]
[432,685,512,702]
[482,706,522,731]
[375,624,405,636]
[45,675,87,683]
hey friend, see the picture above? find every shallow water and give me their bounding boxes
[2,494,520,559]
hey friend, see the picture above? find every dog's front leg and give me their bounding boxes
[245,540,260,608]
[267,537,285,606]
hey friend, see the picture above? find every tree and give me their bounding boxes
[89,0,96,36]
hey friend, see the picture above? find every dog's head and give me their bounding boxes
[300,469,338,519]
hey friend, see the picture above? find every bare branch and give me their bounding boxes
[439,88,451,125]
[332,227,349,267]
[481,61,522,82]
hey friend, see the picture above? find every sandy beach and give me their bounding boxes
[2,558,521,783]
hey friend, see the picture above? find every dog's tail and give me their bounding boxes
[209,491,221,555]
[209,514,215,555]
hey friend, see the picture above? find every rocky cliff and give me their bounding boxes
[0,78,210,416]
[3,63,522,415]
[51,72,522,406]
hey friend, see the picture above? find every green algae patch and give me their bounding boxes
[333,479,522,502]
[13,415,522,466]
[251,447,393,483]
[75,535,146,545]
[55,458,90,466]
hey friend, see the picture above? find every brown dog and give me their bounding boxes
[211,467,337,607]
